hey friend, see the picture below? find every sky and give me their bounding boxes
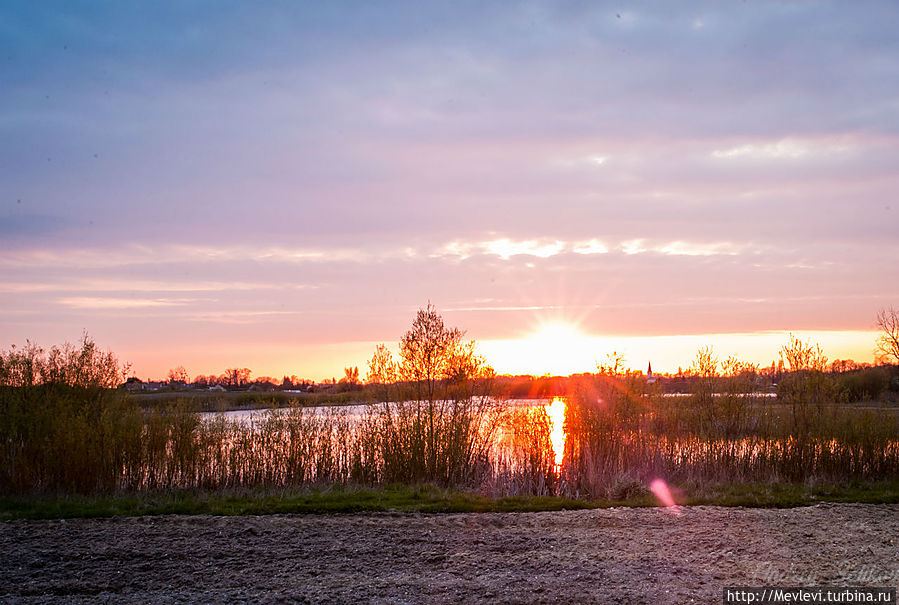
[2,1,898,381]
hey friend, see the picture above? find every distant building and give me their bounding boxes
[646,362,656,385]
[248,381,277,392]
[122,377,144,392]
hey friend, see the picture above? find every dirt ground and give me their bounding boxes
[1,503,897,604]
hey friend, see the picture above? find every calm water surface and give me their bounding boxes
[201,398,568,467]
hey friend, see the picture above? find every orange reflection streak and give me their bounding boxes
[546,397,566,467]
[649,478,682,516]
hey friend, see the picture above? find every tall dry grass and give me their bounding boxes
[559,372,899,499]
[2,378,896,498]
[0,386,508,494]
[0,385,143,493]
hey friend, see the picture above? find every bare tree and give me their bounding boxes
[366,343,397,403]
[373,303,500,484]
[399,302,465,403]
[777,334,836,434]
[42,332,130,388]
[876,307,899,363]
[689,346,719,430]
[779,333,828,372]
[691,345,719,377]
[167,365,189,384]
[366,344,397,385]
[597,351,626,377]
[0,333,128,388]
[0,340,44,387]
[223,367,252,387]
[341,366,360,387]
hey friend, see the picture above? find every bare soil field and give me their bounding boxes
[1,504,897,604]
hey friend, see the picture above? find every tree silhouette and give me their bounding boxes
[399,302,468,403]
[876,307,899,363]
[167,365,188,384]
[341,366,360,388]
[223,367,252,387]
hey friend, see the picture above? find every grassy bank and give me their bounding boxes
[3,480,897,520]
[0,484,592,520]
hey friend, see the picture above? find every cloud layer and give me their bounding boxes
[2,1,898,377]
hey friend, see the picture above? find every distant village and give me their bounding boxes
[120,366,359,394]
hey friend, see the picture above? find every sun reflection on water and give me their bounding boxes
[546,397,567,468]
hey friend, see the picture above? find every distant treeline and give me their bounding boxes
[498,366,899,403]
[114,357,899,399]
[122,366,899,407]
[2,334,898,405]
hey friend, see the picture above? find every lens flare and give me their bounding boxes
[649,478,681,515]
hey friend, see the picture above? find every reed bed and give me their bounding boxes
[1,381,897,498]
[490,405,558,497]
[558,375,899,499]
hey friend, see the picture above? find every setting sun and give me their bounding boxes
[528,321,601,374]
[531,321,587,349]
[480,320,607,376]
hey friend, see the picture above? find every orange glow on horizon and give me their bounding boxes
[479,329,881,378]
[123,328,882,383]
